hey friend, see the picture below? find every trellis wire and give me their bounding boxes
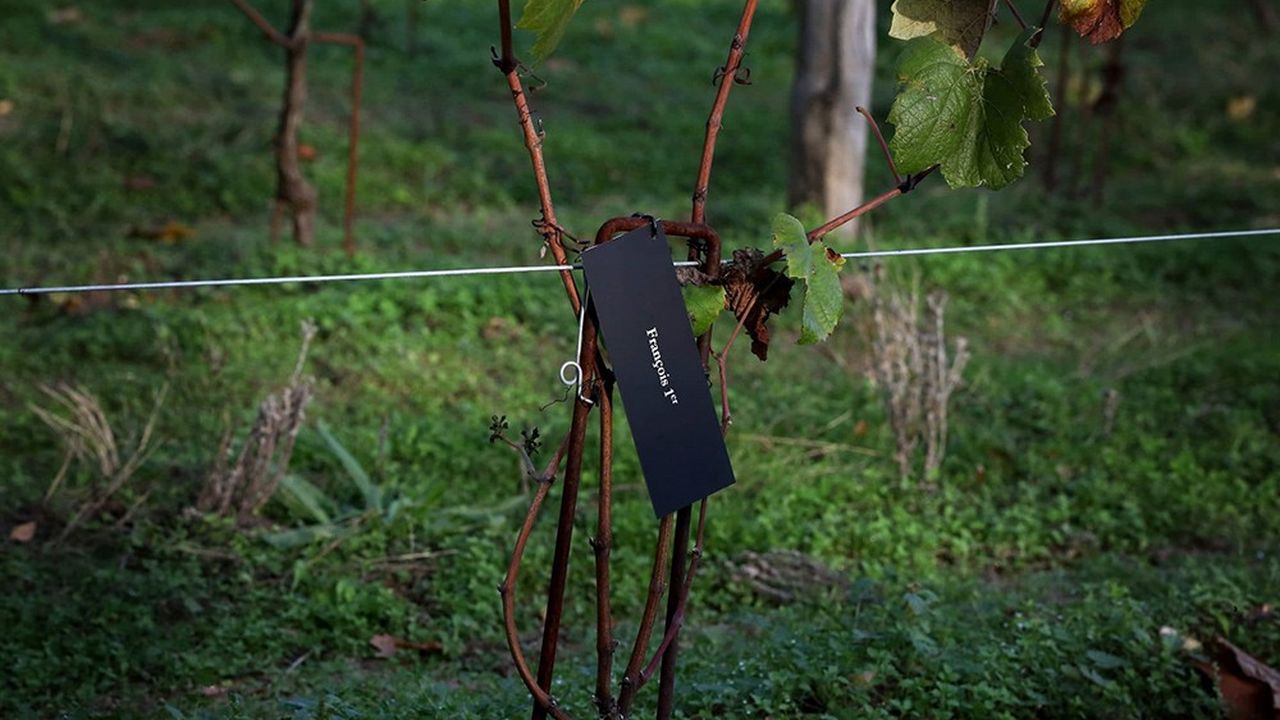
[2,227,1275,297]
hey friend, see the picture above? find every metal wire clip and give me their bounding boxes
[558,289,594,406]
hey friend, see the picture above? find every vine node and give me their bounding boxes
[712,64,751,86]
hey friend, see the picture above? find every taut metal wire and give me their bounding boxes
[2,228,1276,298]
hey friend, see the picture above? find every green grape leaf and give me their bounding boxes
[888,29,1054,190]
[515,0,586,62]
[889,0,994,59]
[770,213,846,345]
[683,284,726,337]
[1059,0,1149,44]
[997,31,1056,123]
[885,38,983,183]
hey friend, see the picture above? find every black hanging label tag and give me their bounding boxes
[581,224,735,518]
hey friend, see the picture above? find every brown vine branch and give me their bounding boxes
[1043,19,1071,191]
[229,0,295,49]
[734,164,939,279]
[856,106,900,185]
[491,9,591,715]
[712,275,776,433]
[495,0,582,317]
[654,505,692,719]
[593,381,617,717]
[617,515,674,715]
[497,0,517,73]
[1091,36,1125,206]
[806,166,939,243]
[531,360,596,720]
[312,32,364,257]
[691,0,759,224]
[1036,0,1058,44]
[500,435,573,720]
[642,503,707,688]
[715,347,734,434]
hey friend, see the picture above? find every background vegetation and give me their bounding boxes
[1,0,1277,717]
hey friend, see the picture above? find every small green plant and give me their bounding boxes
[265,421,421,549]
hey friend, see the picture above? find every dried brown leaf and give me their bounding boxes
[369,633,442,660]
[619,5,648,27]
[1228,96,1258,122]
[369,634,398,659]
[398,638,443,655]
[1219,638,1280,713]
[159,221,196,244]
[130,221,196,244]
[123,175,156,191]
[9,521,36,543]
[47,7,82,25]
[1059,0,1147,44]
[1194,638,1280,720]
[721,248,794,361]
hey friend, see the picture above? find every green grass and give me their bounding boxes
[1,0,1278,718]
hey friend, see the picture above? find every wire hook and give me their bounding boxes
[558,288,594,406]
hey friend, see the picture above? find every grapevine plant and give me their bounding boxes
[489,1,1148,718]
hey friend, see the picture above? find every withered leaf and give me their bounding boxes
[1059,0,1148,44]
[1219,638,1280,713]
[721,248,794,361]
[122,175,156,191]
[674,266,714,287]
[889,0,993,58]
[47,7,83,25]
[370,634,398,658]
[1194,637,1280,720]
[369,633,442,660]
[130,221,196,245]
[9,521,36,543]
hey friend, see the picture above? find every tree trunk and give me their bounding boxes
[1251,0,1278,33]
[406,0,419,55]
[358,0,379,38]
[788,0,875,239]
[276,0,317,247]
[1042,20,1071,192]
[1090,36,1125,207]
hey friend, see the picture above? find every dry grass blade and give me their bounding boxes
[868,270,969,480]
[29,383,118,478]
[28,381,169,542]
[198,320,317,524]
[921,290,969,475]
